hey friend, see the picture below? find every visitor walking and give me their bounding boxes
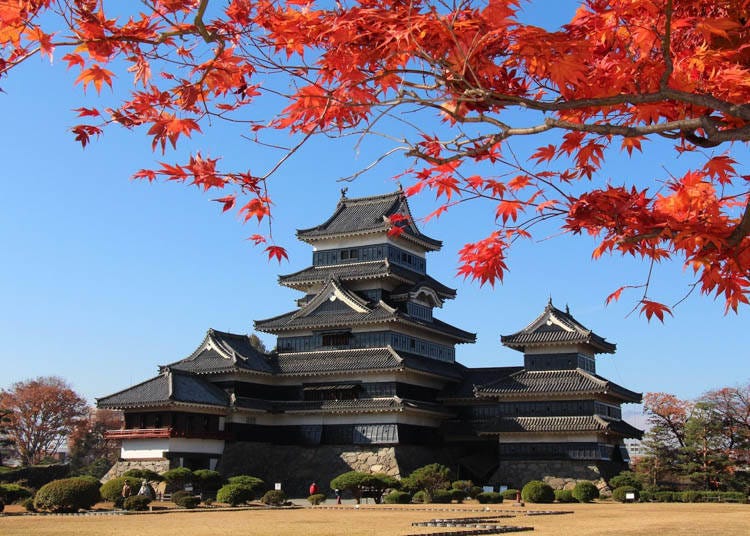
[335,488,342,504]
[309,481,319,496]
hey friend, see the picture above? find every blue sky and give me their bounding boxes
[0,2,747,428]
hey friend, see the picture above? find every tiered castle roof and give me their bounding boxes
[501,300,616,354]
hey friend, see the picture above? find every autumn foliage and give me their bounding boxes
[0,376,88,466]
[2,0,750,317]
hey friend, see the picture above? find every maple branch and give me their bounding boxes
[726,199,750,248]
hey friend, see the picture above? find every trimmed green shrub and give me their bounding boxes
[720,491,746,503]
[122,469,164,482]
[521,481,554,504]
[161,467,193,492]
[172,490,201,508]
[451,480,473,492]
[171,490,191,505]
[261,489,287,506]
[411,490,428,503]
[383,490,411,504]
[476,492,504,504]
[100,476,141,502]
[178,496,201,509]
[639,490,652,502]
[21,497,36,512]
[430,489,453,503]
[401,464,452,496]
[572,481,600,503]
[308,493,327,505]
[193,469,223,494]
[0,483,34,503]
[612,485,640,502]
[226,475,265,492]
[609,472,643,491]
[681,490,704,503]
[123,495,151,511]
[34,477,101,513]
[501,488,520,501]
[469,486,483,499]
[216,483,254,506]
[450,489,467,503]
[652,491,677,502]
[0,464,70,489]
[554,489,577,503]
[329,471,396,504]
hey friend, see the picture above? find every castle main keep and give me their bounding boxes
[99,189,642,493]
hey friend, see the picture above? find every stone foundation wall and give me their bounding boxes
[217,442,474,497]
[101,458,171,483]
[489,459,626,493]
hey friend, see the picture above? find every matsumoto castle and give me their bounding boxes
[98,188,642,492]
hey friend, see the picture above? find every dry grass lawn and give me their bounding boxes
[1,501,747,536]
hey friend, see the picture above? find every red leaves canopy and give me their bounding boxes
[0,376,88,465]
[2,0,750,317]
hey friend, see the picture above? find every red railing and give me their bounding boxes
[104,428,233,440]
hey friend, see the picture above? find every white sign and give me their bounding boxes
[275,482,282,491]
[625,492,636,500]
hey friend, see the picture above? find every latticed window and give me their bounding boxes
[322,332,350,347]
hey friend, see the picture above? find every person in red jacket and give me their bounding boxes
[309,482,319,496]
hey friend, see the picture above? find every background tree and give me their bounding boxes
[68,408,123,477]
[0,377,87,466]
[640,384,750,490]
[1,1,749,316]
[0,408,15,466]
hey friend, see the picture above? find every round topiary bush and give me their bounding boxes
[122,469,164,482]
[572,481,600,503]
[172,490,201,508]
[100,476,141,502]
[411,490,428,503]
[612,485,640,502]
[430,489,453,503]
[0,483,34,504]
[383,490,411,504]
[609,472,642,491]
[179,496,201,509]
[308,493,327,505]
[521,481,555,504]
[260,489,287,506]
[476,492,504,504]
[171,490,191,505]
[216,484,255,506]
[501,489,520,501]
[192,469,223,494]
[161,467,194,492]
[34,477,101,513]
[21,497,36,512]
[554,489,577,503]
[450,489,467,503]
[469,486,483,499]
[123,495,152,511]
[226,475,265,492]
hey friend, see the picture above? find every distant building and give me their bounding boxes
[624,438,648,461]
[98,189,642,492]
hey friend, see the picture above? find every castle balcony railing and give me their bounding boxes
[105,427,234,441]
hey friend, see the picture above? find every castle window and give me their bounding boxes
[322,332,350,347]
